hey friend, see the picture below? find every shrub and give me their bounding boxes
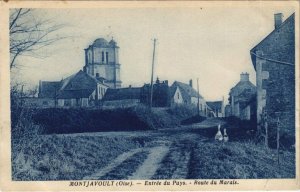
[32,107,152,134]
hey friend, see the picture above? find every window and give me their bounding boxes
[102,51,104,62]
[106,52,109,63]
[177,92,180,99]
[96,73,99,78]
[88,50,92,63]
[43,101,48,106]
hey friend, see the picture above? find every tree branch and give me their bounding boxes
[9,8,68,70]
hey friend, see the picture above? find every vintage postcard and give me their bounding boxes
[0,0,299,191]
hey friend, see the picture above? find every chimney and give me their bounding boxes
[240,72,249,82]
[156,77,160,84]
[189,79,193,88]
[274,13,283,29]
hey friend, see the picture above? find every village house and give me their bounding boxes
[140,78,170,108]
[228,73,256,120]
[250,13,295,142]
[102,87,141,108]
[170,80,208,116]
[225,104,231,117]
[37,70,109,108]
[206,100,225,117]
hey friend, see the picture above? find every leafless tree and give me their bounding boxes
[9,8,67,69]
[25,85,39,97]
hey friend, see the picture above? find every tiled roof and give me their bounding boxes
[103,87,141,101]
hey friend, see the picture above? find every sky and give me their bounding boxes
[11,5,296,103]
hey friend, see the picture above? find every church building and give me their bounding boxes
[25,37,122,108]
[83,38,122,88]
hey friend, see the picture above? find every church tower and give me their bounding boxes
[83,38,121,88]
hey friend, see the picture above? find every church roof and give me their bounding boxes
[93,38,109,47]
[109,39,118,47]
[103,87,141,101]
[91,38,119,48]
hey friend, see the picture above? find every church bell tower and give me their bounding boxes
[83,38,121,88]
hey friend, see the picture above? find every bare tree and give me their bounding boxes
[9,8,67,69]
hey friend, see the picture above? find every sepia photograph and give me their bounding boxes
[0,1,299,191]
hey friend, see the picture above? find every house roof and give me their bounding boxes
[103,87,141,101]
[207,101,223,111]
[39,70,107,99]
[39,81,61,98]
[57,70,105,99]
[169,85,179,98]
[230,80,256,97]
[250,13,295,69]
[171,81,203,100]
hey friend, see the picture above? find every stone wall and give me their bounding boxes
[262,59,295,140]
[253,14,295,143]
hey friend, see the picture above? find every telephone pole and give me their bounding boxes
[149,38,157,109]
[197,78,200,116]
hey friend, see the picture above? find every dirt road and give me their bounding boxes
[13,117,295,180]
[83,118,223,180]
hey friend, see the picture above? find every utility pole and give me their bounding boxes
[113,38,117,89]
[149,38,157,109]
[197,78,200,116]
